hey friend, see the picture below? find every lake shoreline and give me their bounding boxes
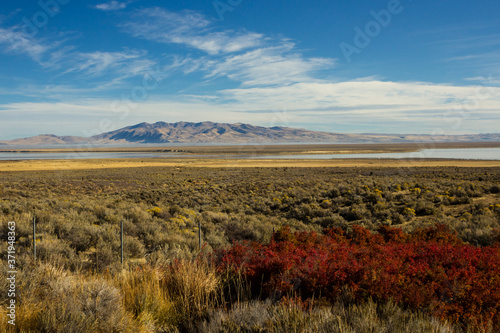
[1,141,500,155]
[1,157,500,172]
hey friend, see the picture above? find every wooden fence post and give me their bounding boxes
[33,214,36,262]
[120,220,124,267]
[198,220,202,251]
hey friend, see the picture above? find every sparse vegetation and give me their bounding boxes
[0,166,499,332]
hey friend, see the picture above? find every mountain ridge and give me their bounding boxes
[1,121,500,145]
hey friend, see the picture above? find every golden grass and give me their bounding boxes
[0,260,219,332]
[1,157,500,172]
[114,266,175,331]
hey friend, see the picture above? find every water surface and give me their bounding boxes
[0,148,500,161]
[255,148,500,160]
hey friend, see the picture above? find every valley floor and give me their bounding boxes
[1,157,500,172]
[0,162,499,331]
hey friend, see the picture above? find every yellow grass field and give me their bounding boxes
[1,157,500,172]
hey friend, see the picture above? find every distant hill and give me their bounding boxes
[3,134,90,145]
[92,121,365,144]
[1,121,500,145]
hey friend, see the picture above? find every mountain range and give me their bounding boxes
[1,121,500,145]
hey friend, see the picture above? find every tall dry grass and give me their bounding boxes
[113,266,175,331]
[199,298,457,333]
[0,263,136,332]
[112,259,219,332]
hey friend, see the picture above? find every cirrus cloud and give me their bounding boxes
[95,1,129,11]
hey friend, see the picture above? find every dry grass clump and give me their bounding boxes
[0,259,220,332]
[35,277,134,333]
[162,259,220,330]
[0,263,136,332]
[110,258,218,332]
[199,299,456,333]
[113,266,176,331]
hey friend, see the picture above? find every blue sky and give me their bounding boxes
[1,0,499,139]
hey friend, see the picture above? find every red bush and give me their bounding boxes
[218,225,500,329]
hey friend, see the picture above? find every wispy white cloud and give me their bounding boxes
[465,75,500,86]
[0,9,22,23]
[0,26,161,86]
[122,8,335,86]
[219,80,500,113]
[0,7,335,92]
[0,27,50,62]
[446,51,500,73]
[425,30,500,76]
[122,8,264,55]
[0,24,158,85]
[437,34,500,51]
[447,56,500,81]
[0,84,96,101]
[64,50,153,77]
[95,1,129,11]
[204,43,334,86]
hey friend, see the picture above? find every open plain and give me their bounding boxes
[0,143,499,331]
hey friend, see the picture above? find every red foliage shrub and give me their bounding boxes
[410,224,463,245]
[377,225,408,243]
[218,224,500,330]
[492,229,500,246]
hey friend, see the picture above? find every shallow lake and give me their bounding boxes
[254,148,500,160]
[0,152,185,160]
[0,148,500,161]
